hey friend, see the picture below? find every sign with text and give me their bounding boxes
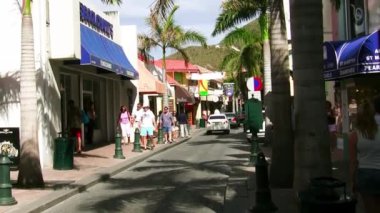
[0,127,20,170]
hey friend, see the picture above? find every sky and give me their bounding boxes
[93,0,227,59]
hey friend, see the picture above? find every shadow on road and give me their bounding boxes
[71,133,255,213]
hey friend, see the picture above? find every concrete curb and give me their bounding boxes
[7,129,205,213]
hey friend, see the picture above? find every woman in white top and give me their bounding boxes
[350,97,380,213]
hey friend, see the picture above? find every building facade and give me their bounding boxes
[0,0,139,168]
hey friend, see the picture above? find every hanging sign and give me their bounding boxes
[199,80,208,96]
[246,77,263,91]
[223,83,234,96]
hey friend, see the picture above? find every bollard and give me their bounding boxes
[157,128,164,144]
[132,128,142,152]
[250,152,277,213]
[113,132,125,159]
[0,155,17,205]
[249,134,259,166]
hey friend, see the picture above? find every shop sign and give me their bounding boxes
[0,128,20,169]
[223,83,234,97]
[80,3,113,39]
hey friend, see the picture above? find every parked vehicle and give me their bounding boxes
[206,114,230,134]
[236,110,245,124]
[225,112,240,128]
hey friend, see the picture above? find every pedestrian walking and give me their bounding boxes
[118,105,132,145]
[178,110,189,138]
[129,116,136,143]
[349,97,380,213]
[68,100,82,154]
[140,105,156,150]
[85,101,96,145]
[132,103,144,128]
[172,111,179,141]
[160,106,174,143]
[326,100,337,152]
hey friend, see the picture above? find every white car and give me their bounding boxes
[206,114,230,134]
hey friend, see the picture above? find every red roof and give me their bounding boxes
[166,75,178,85]
[154,59,199,73]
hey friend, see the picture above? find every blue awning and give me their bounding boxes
[80,24,139,79]
[324,29,380,81]
[323,41,346,80]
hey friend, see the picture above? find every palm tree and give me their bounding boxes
[212,0,294,187]
[213,0,271,104]
[290,0,331,190]
[139,5,207,107]
[17,0,44,187]
[267,0,294,188]
[219,28,262,99]
[212,0,274,161]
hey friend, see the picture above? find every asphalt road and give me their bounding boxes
[43,128,253,213]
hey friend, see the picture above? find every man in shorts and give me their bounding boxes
[140,105,156,150]
[160,106,174,143]
[132,103,144,127]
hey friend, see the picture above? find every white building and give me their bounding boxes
[0,0,139,168]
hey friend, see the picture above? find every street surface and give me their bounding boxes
[43,128,253,213]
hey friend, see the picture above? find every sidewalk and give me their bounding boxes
[224,141,365,213]
[1,128,202,213]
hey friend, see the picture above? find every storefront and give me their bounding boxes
[324,29,380,159]
[0,0,139,168]
[138,60,165,115]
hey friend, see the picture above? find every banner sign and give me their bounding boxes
[223,83,234,96]
[199,80,208,96]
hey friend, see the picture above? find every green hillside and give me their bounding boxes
[167,20,261,71]
[167,45,234,70]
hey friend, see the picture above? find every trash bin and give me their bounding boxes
[53,133,74,170]
[199,119,205,128]
[298,177,356,213]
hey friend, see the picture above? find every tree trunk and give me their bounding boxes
[162,48,169,107]
[290,0,331,191]
[260,12,274,144]
[17,3,44,187]
[268,0,294,188]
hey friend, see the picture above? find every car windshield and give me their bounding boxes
[209,115,226,120]
[225,113,235,117]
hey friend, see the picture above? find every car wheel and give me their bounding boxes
[225,130,230,134]
[206,131,211,135]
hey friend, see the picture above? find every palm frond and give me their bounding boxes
[170,46,190,64]
[221,27,261,47]
[178,31,207,47]
[220,52,240,72]
[100,0,122,5]
[150,0,175,19]
[212,0,262,36]
[240,44,262,76]
[138,34,160,52]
